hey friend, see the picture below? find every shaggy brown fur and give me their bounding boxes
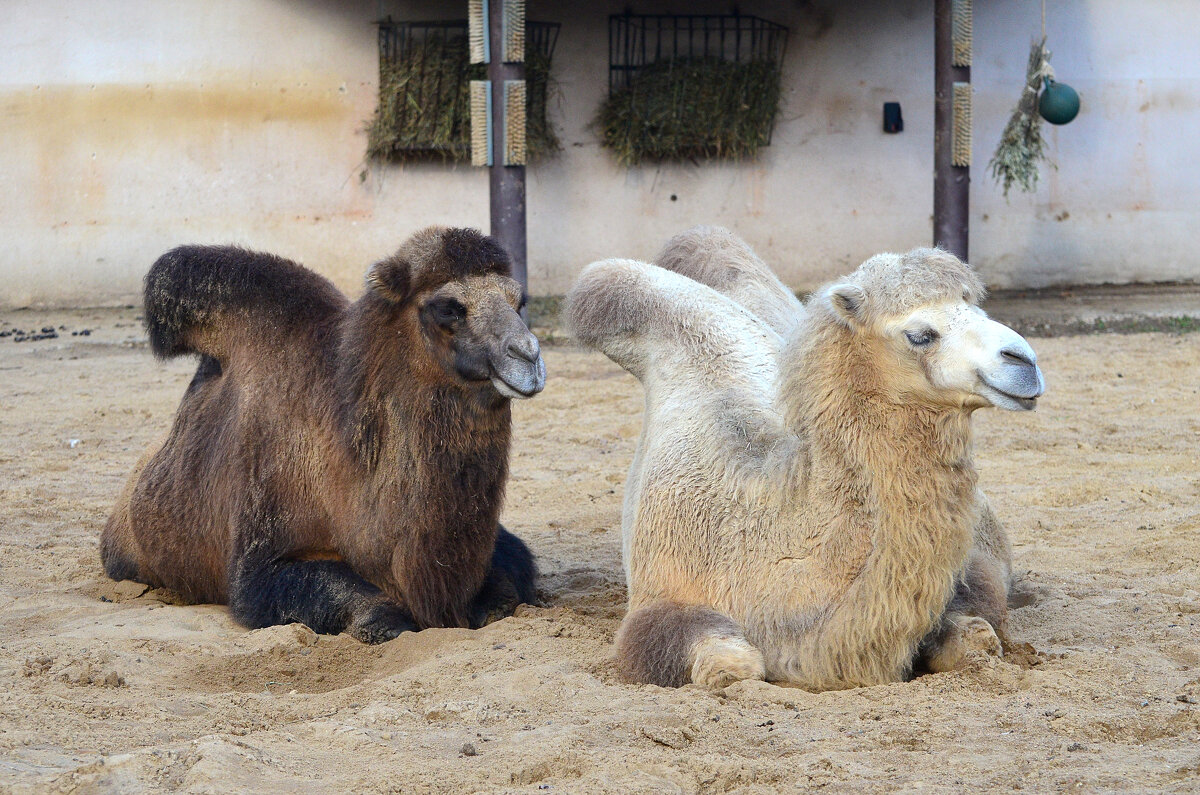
[101,227,542,641]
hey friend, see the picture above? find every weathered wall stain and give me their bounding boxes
[8,82,353,224]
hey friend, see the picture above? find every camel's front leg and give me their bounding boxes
[917,549,1009,672]
[228,516,416,644]
[918,493,1013,673]
[919,611,1003,672]
[615,600,765,689]
[229,552,416,643]
[469,525,539,628]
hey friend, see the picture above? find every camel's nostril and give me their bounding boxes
[507,336,540,364]
[1001,346,1034,367]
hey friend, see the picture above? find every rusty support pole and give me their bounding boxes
[488,1,527,291]
[934,0,969,260]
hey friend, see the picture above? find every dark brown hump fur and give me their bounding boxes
[143,245,347,360]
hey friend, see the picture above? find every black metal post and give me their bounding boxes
[488,2,527,291]
[934,0,969,260]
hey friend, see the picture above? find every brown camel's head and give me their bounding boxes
[820,248,1045,412]
[367,227,546,399]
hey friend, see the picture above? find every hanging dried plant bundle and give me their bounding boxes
[988,38,1054,196]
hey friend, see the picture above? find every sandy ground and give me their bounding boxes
[0,307,1197,794]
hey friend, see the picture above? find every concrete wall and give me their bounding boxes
[974,0,1200,287]
[2,0,407,308]
[2,0,1197,307]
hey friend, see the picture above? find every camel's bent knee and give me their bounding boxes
[100,507,143,583]
[689,634,766,690]
[228,554,415,642]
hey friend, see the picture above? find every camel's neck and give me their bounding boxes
[781,322,977,685]
[354,373,512,476]
[333,302,510,627]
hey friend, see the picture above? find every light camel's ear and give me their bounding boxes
[826,283,867,329]
[366,255,412,304]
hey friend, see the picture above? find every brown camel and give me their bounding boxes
[101,226,544,642]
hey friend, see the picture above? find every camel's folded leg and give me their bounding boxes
[229,540,415,644]
[469,524,539,628]
[615,600,765,689]
[100,499,147,584]
[918,493,1013,672]
[918,550,1009,672]
[101,446,159,585]
[919,611,1003,672]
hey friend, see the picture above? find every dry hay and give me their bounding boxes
[595,57,782,166]
[989,38,1053,197]
[367,33,558,163]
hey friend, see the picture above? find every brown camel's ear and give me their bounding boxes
[827,283,868,329]
[366,255,412,304]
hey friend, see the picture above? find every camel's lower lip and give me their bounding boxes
[991,383,1037,404]
[979,379,1038,410]
[491,359,546,399]
[1004,394,1037,409]
[493,378,539,399]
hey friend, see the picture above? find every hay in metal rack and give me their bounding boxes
[368,18,560,163]
[597,13,788,165]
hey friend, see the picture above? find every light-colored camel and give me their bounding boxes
[651,227,1016,675]
[565,228,1044,690]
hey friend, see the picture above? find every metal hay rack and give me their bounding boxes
[600,12,789,163]
[370,17,561,162]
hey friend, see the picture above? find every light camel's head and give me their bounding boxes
[820,248,1044,411]
[367,227,546,400]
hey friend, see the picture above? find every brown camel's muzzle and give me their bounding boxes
[490,327,546,399]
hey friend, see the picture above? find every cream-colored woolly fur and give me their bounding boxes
[650,226,806,344]
[566,228,1043,690]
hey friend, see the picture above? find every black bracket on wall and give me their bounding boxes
[883,101,903,133]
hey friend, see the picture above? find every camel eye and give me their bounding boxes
[427,298,466,329]
[905,329,939,347]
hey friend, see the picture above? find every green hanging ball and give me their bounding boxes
[1038,77,1080,125]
